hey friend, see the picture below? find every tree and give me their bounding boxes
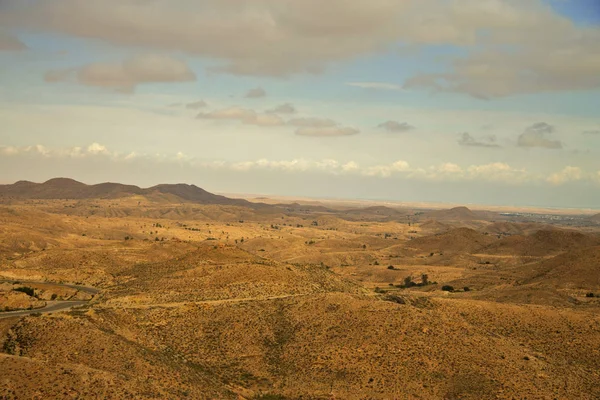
[421,274,429,286]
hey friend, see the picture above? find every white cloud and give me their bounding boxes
[4,141,598,188]
[87,142,109,155]
[467,162,529,183]
[5,0,599,96]
[197,107,284,126]
[341,161,360,172]
[547,166,583,185]
[517,122,562,149]
[197,107,256,121]
[44,54,196,93]
[364,160,411,177]
[458,132,500,148]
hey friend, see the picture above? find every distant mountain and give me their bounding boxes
[425,206,478,221]
[0,178,257,208]
[590,213,600,223]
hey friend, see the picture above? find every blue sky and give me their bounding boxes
[1,0,600,208]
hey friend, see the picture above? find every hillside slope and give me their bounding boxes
[0,178,258,208]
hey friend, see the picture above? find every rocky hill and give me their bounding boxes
[0,178,257,208]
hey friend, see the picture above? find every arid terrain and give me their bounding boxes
[1,179,599,399]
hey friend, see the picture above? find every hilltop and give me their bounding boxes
[0,178,258,208]
[424,206,479,221]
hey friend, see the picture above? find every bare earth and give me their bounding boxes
[1,182,599,399]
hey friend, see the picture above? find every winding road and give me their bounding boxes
[0,280,99,319]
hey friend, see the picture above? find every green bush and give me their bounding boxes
[441,285,454,292]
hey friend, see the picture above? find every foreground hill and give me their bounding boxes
[480,229,600,257]
[523,245,600,289]
[0,178,256,208]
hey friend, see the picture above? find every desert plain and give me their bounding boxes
[0,178,599,399]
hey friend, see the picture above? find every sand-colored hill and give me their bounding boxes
[523,245,600,289]
[0,178,257,208]
[409,227,496,254]
[590,213,600,223]
[3,293,599,399]
[424,206,479,221]
[481,229,600,257]
[2,184,600,399]
[481,221,548,236]
[419,219,451,233]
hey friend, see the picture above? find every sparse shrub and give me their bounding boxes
[374,260,379,265]
[384,294,406,305]
[387,265,395,270]
[586,292,595,298]
[442,285,454,292]
[463,287,470,292]
[51,294,58,300]
[253,394,286,400]
[374,287,384,293]
[403,276,414,288]
[155,237,160,241]
[14,286,35,297]
[421,274,429,286]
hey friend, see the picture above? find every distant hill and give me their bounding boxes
[590,213,600,223]
[425,206,478,221]
[0,178,257,208]
[409,227,496,254]
[340,206,409,221]
[482,221,548,236]
[523,245,600,289]
[481,229,600,257]
[419,219,451,233]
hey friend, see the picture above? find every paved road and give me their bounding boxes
[0,280,98,319]
[0,280,99,295]
[0,301,89,319]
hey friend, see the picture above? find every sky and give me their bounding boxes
[1,0,600,208]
